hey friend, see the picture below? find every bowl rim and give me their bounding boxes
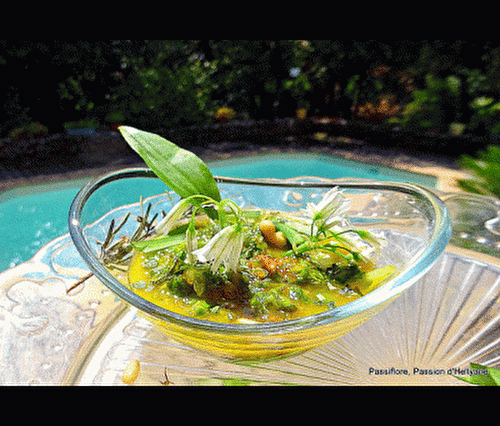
[68,167,451,335]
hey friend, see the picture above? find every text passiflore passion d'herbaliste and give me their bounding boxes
[368,367,489,377]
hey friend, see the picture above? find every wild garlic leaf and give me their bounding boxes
[273,221,307,246]
[132,234,186,253]
[454,363,500,386]
[119,126,221,202]
[470,363,500,386]
[487,366,500,385]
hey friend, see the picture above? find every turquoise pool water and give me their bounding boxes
[0,153,437,272]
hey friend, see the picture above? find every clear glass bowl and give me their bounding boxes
[68,168,451,362]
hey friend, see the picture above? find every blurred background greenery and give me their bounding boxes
[3,40,500,196]
[4,40,500,137]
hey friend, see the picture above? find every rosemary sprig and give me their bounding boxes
[67,200,159,294]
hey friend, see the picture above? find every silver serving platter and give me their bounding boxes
[1,180,500,385]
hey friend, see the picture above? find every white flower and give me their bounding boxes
[302,187,351,230]
[192,224,244,273]
[155,198,192,235]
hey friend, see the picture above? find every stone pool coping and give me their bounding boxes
[0,137,470,195]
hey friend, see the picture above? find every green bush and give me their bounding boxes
[467,96,500,135]
[9,122,49,141]
[63,119,98,129]
[396,74,461,134]
[111,66,212,130]
[105,111,125,123]
[458,145,500,198]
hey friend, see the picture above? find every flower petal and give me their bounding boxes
[156,198,192,235]
[192,224,244,273]
[302,187,351,231]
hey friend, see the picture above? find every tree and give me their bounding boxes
[206,40,297,119]
[108,40,217,129]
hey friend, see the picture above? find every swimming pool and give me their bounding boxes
[0,152,437,272]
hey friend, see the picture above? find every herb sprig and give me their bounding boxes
[67,198,159,293]
[68,125,223,293]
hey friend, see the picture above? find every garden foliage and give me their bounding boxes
[3,40,500,141]
[459,145,500,198]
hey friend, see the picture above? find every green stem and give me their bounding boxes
[218,198,244,229]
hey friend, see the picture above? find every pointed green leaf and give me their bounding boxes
[132,233,186,253]
[119,126,221,202]
[471,363,500,386]
[454,363,500,386]
[273,221,307,246]
[487,368,500,385]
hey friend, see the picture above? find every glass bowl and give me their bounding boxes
[68,168,451,362]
